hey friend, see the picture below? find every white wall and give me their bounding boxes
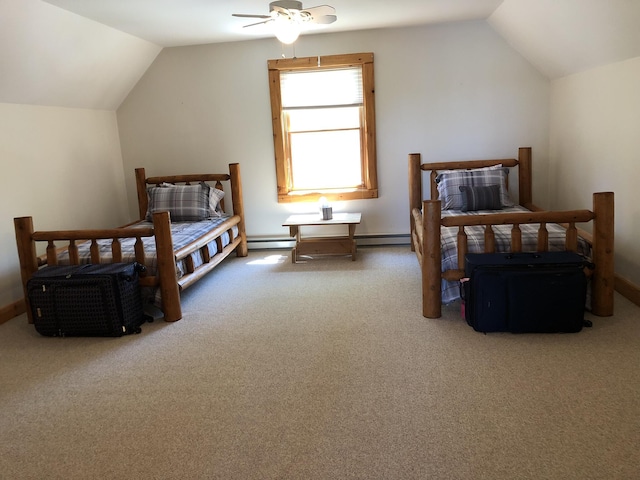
[0,103,129,305]
[550,56,640,285]
[117,20,550,240]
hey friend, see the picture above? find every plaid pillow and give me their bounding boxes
[436,165,513,210]
[459,184,502,212]
[209,187,225,217]
[146,183,212,221]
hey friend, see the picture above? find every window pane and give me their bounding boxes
[290,130,362,190]
[287,106,360,132]
[281,67,363,108]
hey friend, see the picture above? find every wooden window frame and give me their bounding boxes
[268,52,378,203]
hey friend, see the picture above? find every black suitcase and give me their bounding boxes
[462,252,590,333]
[27,263,146,337]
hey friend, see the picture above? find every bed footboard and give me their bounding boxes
[14,211,182,323]
[420,193,614,318]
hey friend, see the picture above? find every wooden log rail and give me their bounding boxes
[31,227,155,269]
[440,209,595,280]
[411,207,425,265]
[174,215,242,290]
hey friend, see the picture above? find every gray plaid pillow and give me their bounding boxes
[146,182,211,221]
[436,166,513,210]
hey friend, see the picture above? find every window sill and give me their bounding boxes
[278,189,378,204]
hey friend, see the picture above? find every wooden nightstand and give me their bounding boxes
[282,213,362,263]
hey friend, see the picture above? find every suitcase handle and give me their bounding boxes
[459,277,469,301]
[504,253,541,260]
[121,262,146,282]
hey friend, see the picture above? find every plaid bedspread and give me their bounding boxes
[440,206,591,303]
[56,216,238,306]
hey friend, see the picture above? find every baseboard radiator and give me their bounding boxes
[248,233,411,250]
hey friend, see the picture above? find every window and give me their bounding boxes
[268,53,378,203]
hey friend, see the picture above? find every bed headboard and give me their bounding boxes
[408,147,533,213]
[134,164,244,222]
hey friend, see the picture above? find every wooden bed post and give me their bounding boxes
[408,153,422,252]
[13,216,39,324]
[135,168,148,221]
[152,211,182,322]
[229,163,248,257]
[518,147,533,207]
[591,192,615,316]
[423,200,442,318]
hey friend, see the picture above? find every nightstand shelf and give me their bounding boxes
[282,213,362,263]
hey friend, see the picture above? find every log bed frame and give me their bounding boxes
[408,147,615,319]
[14,163,248,323]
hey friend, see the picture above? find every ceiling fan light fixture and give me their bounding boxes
[233,1,335,44]
[274,18,301,44]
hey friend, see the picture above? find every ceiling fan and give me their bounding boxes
[233,1,337,44]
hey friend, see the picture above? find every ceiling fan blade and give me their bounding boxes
[271,5,293,18]
[312,14,337,24]
[302,5,336,17]
[234,3,336,30]
[243,18,275,28]
[232,14,271,19]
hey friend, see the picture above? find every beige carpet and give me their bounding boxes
[1,246,639,480]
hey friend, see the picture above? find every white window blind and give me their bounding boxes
[280,67,363,109]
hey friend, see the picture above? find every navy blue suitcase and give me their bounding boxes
[27,263,146,337]
[462,252,590,333]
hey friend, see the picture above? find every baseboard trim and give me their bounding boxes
[0,299,25,325]
[614,274,640,308]
[247,237,293,250]
[354,234,411,247]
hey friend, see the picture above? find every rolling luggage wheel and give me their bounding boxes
[583,319,593,328]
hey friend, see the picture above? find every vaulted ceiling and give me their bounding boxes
[2,0,640,110]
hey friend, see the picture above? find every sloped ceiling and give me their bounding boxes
[1,0,640,110]
[0,0,161,110]
[489,0,640,79]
